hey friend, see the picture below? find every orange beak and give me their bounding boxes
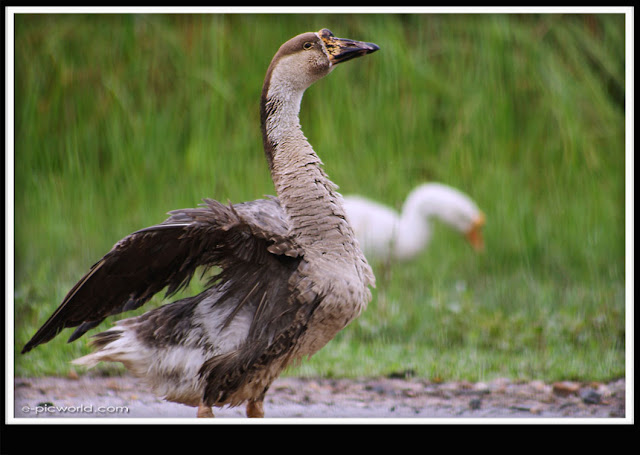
[465,213,486,252]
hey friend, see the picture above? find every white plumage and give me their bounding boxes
[344,183,485,262]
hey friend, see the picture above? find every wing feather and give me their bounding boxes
[21,197,301,353]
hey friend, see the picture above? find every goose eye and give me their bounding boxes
[303,42,314,50]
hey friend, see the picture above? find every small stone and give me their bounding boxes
[552,381,581,397]
[491,377,511,392]
[106,379,122,391]
[469,398,482,410]
[459,380,474,390]
[400,381,424,398]
[580,388,601,405]
[594,383,613,398]
[529,380,548,392]
[529,405,544,415]
[474,382,490,393]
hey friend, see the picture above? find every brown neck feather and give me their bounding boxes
[259,60,352,252]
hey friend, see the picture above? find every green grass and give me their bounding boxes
[12,13,626,383]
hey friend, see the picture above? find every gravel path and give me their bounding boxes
[12,375,627,421]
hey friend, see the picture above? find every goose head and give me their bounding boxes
[264,28,379,92]
[403,183,486,252]
[260,29,378,171]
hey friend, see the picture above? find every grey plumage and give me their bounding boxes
[22,29,378,417]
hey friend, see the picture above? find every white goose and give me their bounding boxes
[344,183,485,262]
[22,29,378,418]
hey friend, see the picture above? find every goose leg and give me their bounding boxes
[197,403,215,418]
[246,399,264,418]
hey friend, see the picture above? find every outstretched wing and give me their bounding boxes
[21,197,301,354]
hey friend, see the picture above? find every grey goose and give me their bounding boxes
[22,28,379,418]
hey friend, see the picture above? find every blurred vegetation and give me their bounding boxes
[13,13,626,382]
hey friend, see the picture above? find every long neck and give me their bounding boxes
[394,207,431,261]
[393,190,439,260]
[260,73,353,252]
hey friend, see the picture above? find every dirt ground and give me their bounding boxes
[12,374,627,421]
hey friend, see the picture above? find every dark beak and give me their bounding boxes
[318,28,380,65]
